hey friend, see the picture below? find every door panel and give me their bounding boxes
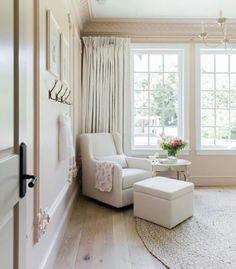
[0,0,14,151]
[0,210,14,269]
[0,156,19,219]
[0,0,24,268]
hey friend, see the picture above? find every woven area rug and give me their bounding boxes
[135,188,236,269]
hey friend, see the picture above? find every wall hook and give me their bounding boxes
[55,83,64,101]
[48,80,72,105]
[48,79,58,100]
[64,90,71,104]
[60,87,68,102]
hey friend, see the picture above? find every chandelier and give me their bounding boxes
[198,10,235,50]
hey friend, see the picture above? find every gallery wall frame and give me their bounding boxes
[46,10,60,77]
[46,11,71,105]
[60,34,70,85]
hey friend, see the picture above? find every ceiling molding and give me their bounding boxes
[82,21,236,39]
[77,0,236,40]
[89,17,236,24]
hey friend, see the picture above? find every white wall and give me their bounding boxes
[25,0,82,268]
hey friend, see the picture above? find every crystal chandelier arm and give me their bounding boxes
[198,10,235,51]
[202,39,222,48]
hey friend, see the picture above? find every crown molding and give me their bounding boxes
[89,17,236,24]
[78,0,236,39]
[82,21,236,40]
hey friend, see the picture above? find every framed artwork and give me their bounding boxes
[60,34,70,85]
[46,10,60,77]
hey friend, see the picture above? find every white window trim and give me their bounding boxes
[195,44,236,154]
[124,43,190,156]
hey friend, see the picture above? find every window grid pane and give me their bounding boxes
[133,51,182,147]
[200,52,236,148]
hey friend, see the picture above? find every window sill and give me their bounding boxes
[196,149,236,155]
[130,148,190,157]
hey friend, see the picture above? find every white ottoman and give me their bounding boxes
[134,177,194,229]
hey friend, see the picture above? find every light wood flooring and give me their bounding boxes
[54,195,167,269]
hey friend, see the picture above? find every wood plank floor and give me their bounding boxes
[54,195,167,269]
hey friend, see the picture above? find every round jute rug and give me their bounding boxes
[135,188,236,269]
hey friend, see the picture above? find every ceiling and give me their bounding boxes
[90,0,236,20]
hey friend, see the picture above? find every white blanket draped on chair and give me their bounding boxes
[81,36,130,134]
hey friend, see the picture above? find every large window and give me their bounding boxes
[131,47,185,149]
[198,49,236,149]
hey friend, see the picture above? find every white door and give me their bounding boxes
[0,0,34,268]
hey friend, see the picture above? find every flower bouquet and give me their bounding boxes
[160,136,187,159]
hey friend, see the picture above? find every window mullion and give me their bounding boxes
[148,53,150,145]
[229,54,231,145]
[162,54,165,135]
[214,54,217,146]
[178,52,182,138]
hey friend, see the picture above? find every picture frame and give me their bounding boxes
[60,34,69,85]
[46,10,60,77]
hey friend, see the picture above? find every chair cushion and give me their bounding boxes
[96,155,128,168]
[134,177,194,200]
[122,168,152,190]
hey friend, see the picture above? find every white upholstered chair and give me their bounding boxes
[80,133,152,208]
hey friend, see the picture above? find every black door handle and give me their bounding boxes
[23,174,37,188]
[19,143,37,198]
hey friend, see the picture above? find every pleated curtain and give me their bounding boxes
[81,36,130,134]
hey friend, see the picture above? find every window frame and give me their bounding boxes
[196,45,236,154]
[124,43,189,156]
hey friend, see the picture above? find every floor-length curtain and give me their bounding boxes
[81,36,130,134]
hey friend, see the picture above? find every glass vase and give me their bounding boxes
[167,151,177,163]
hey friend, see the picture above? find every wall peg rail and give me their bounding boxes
[48,80,72,105]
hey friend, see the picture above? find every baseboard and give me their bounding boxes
[189,176,236,186]
[39,183,78,269]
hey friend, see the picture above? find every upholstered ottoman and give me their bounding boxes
[133,177,194,229]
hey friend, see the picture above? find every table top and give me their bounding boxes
[152,158,191,167]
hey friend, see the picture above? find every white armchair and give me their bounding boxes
[80,133,152,207]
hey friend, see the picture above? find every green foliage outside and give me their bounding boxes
[134,72,178,129]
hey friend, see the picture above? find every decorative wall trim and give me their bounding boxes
[33,0,41,244]
[89,17,236,24]
[82,21,236,40]
[34,182,75,238]
[35,208,50,237]
[39,184,78,269]
[47,183,70,218]
[189,176,236,186]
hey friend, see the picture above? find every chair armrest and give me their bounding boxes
[126,157,152,171]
